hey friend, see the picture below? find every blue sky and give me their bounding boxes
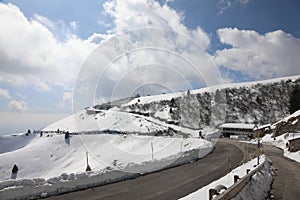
[0,0,300,134]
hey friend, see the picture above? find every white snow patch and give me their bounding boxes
[261,133,300,163]
[180,156,271,200]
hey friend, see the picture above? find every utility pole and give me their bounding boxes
[86,151,91,172]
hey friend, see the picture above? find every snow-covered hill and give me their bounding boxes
[43,109,168,135]
[272,110,300,136]
[120,75,300,129]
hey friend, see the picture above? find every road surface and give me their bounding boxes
[45,140,243,200]
[264,145,300,200]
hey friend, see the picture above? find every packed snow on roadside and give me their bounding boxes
[261,133,300,163]
[180,155,272,200]
[0,133,212,199]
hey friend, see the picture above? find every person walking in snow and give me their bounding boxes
[11,164,18,179]
[12,164,18,173]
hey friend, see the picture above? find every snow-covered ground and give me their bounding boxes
[42,108,217,138]
[261,133,300,163]
[0,133,212,180]
[0,132,213,199]
[43,109,167,134]
[180,155,272,200]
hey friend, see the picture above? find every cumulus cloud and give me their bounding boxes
[8,100,28,112]
[72,0,223,109]
[215,28,300,80]
[103,0,210,48]
[0,88,11,99]
[0,3,97,91]
[0,1,223,112]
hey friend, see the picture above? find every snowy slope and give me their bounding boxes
[120,75,300,128]
[272,109,300,136]
[42,108,217,138]
[0,133,212,181]
[122,75,300,106]
[43,109,168,134]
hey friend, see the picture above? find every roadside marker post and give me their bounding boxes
[151,142,154,160]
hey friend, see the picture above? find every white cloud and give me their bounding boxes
[215,28,300,80]
[8,100,28,112]
[70,21,78,30]
[34,14,56,31]
[0,3,97,91]
[217,0,251,14]
[0,1,223,112]
[59,92,73,109]
[0,88,11,99]
[103,0,210,48]
[71,0,223,109]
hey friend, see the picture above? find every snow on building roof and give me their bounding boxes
[258,124,272,130]
[219,123,255,129]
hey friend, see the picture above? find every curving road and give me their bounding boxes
[45,140,243,200]
[264,145,300,200]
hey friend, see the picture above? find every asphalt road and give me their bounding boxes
[45,140,243,200]
[264,145,300,200]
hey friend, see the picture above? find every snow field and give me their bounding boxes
[0,133,213,199]
[43,109,167,134]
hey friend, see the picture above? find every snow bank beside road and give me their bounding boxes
[232,159,273,200]
[262,133,300,163]
[0,134,212,200]
[180,155,272,200]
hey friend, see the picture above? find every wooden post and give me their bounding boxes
[86,151,91,172]
[234,175,240,183]
[209,189,218,200]
[151,142,154,160]
[180,139,183,152]
[246,169,250,174]
[227,156,232,172]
